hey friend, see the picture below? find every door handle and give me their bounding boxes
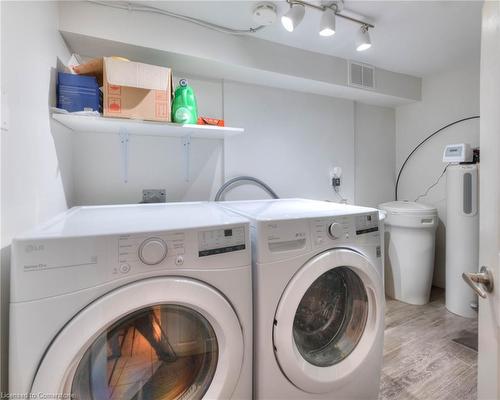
[462,266,494,298]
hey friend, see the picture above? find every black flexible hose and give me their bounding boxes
[395,116,480,200]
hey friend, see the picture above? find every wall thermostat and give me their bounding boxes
[443,143,473,163]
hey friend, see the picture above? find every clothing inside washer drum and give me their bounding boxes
[292,267,369,367]
[71,304,218,400]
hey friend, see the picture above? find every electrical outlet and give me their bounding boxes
[142,189,166,203]
[329,166,342,187]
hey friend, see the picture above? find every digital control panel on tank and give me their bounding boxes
[198,226,246,257]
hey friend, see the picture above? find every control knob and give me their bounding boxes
[138,238,167,265]
[328,223,343,240]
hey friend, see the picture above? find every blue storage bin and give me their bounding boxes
[57,72,101,113]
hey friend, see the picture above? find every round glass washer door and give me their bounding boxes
[31,277,244,400]
[273,249,382,394]
[293,266,368,368]
[72,304,218,400]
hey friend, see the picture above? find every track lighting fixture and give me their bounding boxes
[319,8,336,37]
[356,25,372,51]
[281,3,306,32]
[281,0,374,51]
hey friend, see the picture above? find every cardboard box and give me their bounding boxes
[72,57,172,122]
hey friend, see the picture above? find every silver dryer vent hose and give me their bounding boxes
[214,176,279,201]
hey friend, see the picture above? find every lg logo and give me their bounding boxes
[25,244,45,253]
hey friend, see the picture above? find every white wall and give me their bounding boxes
[222,81,355,202]
[73,77,396,206]
[355,102,396,208]
[0,1,72,389]
[395,62,480,287]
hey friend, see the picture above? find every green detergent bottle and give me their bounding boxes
[172,79,198,124]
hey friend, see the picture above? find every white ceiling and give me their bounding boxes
[141,0,482,77]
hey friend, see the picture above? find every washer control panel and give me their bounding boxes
[198,226,246,257]
[355,213,379,235]
[138,238,168,265]
[311,212,379,247]
[118,232,185,269]
[328,222,343,239]
[312,216,353,246]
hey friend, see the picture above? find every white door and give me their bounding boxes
[30,277,244,400]
[272,249,384,394]
[472,2,500,399]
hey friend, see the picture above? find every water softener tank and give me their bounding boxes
[445,164,479,318]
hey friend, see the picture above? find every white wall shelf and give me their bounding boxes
[52,113,243,183]
[52,113,243,139]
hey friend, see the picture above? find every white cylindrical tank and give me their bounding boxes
[379,201,438,305]
[445,164,479,318]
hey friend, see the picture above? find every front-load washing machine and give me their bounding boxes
[10,202,252,399]
[220,198,385,399]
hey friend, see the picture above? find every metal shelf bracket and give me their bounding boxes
[183,135,192,182]
[119,128,130,183]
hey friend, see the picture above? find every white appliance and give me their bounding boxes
[379,201,438,305]
[10,202,252,399]
[446,164,479,317]
[219,198,384,399]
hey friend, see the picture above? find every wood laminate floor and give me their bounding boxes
[380,287,478,400]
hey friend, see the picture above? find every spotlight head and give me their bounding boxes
[356,25,372,51]
[281,3,305,32]
[319,7,336,37]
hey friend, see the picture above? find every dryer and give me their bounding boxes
[10,202,252,399]
[220,198,384,399]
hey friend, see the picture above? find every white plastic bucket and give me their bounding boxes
[379,201,438,305]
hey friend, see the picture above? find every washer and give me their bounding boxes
[220,198,385,399]
[10,202,252,399]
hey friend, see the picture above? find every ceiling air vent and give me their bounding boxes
[348,61,375,90]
